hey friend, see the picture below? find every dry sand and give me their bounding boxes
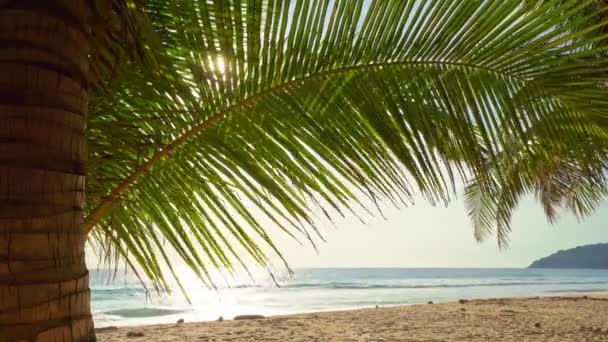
[97,294,608,341]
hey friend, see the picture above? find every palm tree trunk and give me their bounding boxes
[0,1,94,341]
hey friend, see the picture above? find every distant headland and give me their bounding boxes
[529,243,608,269]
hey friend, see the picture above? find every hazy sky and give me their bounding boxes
[274,194,608,268]
[87,193,608,272]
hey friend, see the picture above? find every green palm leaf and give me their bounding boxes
[465,115,608,247]
[85,0,608,293]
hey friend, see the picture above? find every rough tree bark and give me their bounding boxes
[0,1,94,341]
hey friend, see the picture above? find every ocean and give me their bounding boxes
[91,268,608,327]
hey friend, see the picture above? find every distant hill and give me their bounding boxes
[529,243,608,269]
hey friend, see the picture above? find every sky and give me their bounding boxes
[274,194,608,268]
[87,193,608,272]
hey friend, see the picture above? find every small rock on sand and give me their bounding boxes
[126,331,144,337]
[459,299,468,304]
[218,316,224,322]
[177,318,184,324]
[534,323,541,328]
[427,301,433,304]
[95,326,118,333]
[234,314,265,320]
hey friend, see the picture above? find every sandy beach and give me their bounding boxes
[96,294,608,341]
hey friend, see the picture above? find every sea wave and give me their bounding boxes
[102,308,186,318]
[91,287,145,293]
[281,280,608,290]
[543,288,608,293]
[91,280,608,292]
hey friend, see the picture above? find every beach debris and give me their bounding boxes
[459,299,468,304]
[427,301,433,304]
[534,323,541,328]
[375,305,379,308]
[583,296,589,299]
[218,316,224,322]
[95,326,118,333]
[234,314,265,320]
[177,318,184,324]
[460,308,466,312]
[126,331,144,337]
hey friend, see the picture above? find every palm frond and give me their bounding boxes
[86,0,608,292]
[465,110,608,246]
[89,0,160,87]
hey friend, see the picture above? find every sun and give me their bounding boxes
[215,56,225,74]
[207,55,225,75]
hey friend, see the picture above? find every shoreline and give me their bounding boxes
[94,289,608,328]
[97,293,608,341]
[94,290,608,328]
